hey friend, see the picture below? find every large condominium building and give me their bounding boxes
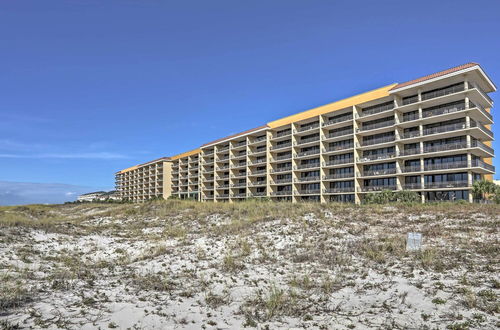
[116,63,496,203]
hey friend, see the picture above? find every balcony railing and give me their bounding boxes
[358,153,395,162]
[423,122,468,136]
[474,122,494,137]
[272,178,293,184]
[326,129,354,139]
[231,193,247,198]
[403,183,422,190]
[249,149,266,155]
[361,102,394,117]
[249,159,267,165]
[421,83,464,101]
[218,184,230,189]
[297,122,320,132]
[216,175,229,179]
[425,181,469,189]
[399,148,421,156]
[276,130,292,138]
[248,192,267,197]
[231,183,247,188]
[323,173,354,180]
[271,191,293,196]
[422,102,465,118]
[424,161,468,171]
[249,169,267,175]
[297,189,321,195]
[471,140,494,155]
[362,168,397,176]
[295,163,321,170]
[294,176,320,183]
[402,95,419,105]
[273,154,292,161]
[361,136,395,146]
[360,120,395,131]
[470,101,493,121]
[248,181,266,187]
[271,142,292,150]
[231,163,247,168]
[361,185,397,192]
[403,113,421,123]
[218,194,229,198]
[253,136,267,143]
[322,144,354,153]
[401,131,421,139]
[296,136,320,145]
[323,158,353,166]
[295,149,320,157]
[233,141,247,148]
[323,116,352,127]
[271,166,293,173]
[471,159,495,172]
[423,142,467,154]
[324,187,355,193]
[468,82,493,104]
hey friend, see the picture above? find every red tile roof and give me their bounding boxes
[201,125,269,147]
[391,63,479,91]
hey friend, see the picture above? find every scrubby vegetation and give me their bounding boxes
[0,200,498,329]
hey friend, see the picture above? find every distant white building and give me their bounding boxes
[77,191,120,202]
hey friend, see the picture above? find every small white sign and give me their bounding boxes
[406,232,422,251]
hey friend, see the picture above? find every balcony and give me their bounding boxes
[322,144,354,153]
[423,142,467,154]
[324,129,354,139]
[361,185,397,192]
[217,156,230,161]
[422,101,465,119]
[271,191,292,196]
[249,169,267,175]
[425,181,469,189]
[323,115,353,127]
[216,175,229,179]
[275,130,292,138]
[273,154,292,161]
[232,153,247,159]
[421,83,464,101]
[297,122,320,133]
[271,178,293,184]
[233,141,247,149]
[249,149,266,156]
[471,159,495,172]
[402,95,419,105]
[294,149,320,158]
[471,140,494,155]
[231,193,247,198]
[249,159,267,165]
[251,136,267,144]
[271,166,292,173]
[361,102,394,117]
[248,181,266,187]
[357,153,395,162]
[361,136,395,147]
[231,172,247,178]
[403,183,422,190]
[402,165,421,173]
[216,165,230,171]
[231,163,247,169]
[295,163,321,170]
[359,120,395,132]
[323,158,354,166]
[323,173,354,180]
[399,148,420,157]
[217,193,229,198]
[424,161,468,171]
[470,101,493,122]
[400,131,421,139]
[248,191,267,197]
[296,136,320,145]
[271,142,292,150]
[294,176,320,183]
[468,82,493,104]
[362,168,397,177]
[231,182,247,188]
[297,189,321,195]
[324,187,355,193]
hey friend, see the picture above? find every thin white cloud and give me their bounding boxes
[0,152,128,160]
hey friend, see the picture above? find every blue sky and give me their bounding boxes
[0,0,499,203]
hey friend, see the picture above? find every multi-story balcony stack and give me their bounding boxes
[116,63,495,203]
[115,157,172,203]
